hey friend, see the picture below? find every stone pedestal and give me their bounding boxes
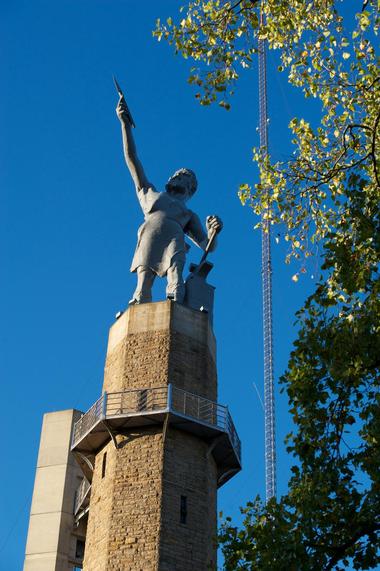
[82,301,218,570]
[103,300,216,399]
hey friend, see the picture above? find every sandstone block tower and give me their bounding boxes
[24,301,241,570]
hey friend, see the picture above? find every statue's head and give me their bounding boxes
[165,168,197,201]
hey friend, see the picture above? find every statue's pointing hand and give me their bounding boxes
[206,215,223,238]
[116,96,133,126]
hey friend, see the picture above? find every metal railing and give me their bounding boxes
[225,407,242,461]
[74,477,91,515]
[171,386,224,430]
[72,384,241,463]
[106,386,168,416]
[171,386,241,460]
[72,394,105,448]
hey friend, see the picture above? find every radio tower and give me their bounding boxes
[258,7,277,502]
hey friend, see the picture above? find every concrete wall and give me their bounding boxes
[24,409,86,571]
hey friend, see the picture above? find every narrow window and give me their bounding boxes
[101,452,107,479]
[138,389,148,411]
[180,495,187,524]
[75,538,85,559]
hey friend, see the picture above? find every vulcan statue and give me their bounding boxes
[116,91,223,305]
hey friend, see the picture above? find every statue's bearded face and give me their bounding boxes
[167,173,192,200]
[166,168,197,201]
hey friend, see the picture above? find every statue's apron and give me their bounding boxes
[131,188,194,277]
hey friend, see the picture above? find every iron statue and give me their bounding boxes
[116,88,223,305]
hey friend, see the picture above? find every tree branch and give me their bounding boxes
[371,109,380,188]
[325,522,380,570]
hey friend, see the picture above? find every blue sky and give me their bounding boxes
[0,1,322,568]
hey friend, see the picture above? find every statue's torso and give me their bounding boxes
[131,188,193,276]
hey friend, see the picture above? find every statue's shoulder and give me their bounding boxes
[136,184,161,213]
[137,183,159,194]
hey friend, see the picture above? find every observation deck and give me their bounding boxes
[71,384,241,486]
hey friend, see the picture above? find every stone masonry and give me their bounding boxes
[82,301,218,570]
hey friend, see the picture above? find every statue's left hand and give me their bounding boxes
[206,215,223,236]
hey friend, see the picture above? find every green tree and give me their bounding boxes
[154,2,380,569]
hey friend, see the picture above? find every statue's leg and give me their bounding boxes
[130,266,155,304]
[166,260,185,303]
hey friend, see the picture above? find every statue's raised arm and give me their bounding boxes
[116,95,149,190]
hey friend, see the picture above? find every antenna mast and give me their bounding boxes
[258,7,277,502]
